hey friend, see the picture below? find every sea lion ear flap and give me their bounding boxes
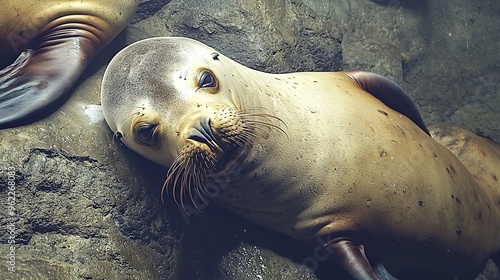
[343,70,430,136]
[211,52,220,60]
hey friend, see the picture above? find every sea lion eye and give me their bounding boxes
[134,123,158,146]
[198,71,216,88]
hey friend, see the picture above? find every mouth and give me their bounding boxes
[213,146,240,172]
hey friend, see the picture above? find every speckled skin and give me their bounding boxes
[430,123,500,228]
[101,37,500,279]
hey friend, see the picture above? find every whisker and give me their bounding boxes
[162,157,182,203]
[179,156,195,212]
[238,111,288,138]
[160,106,287,215]
[230,137,248,148]
[189,157,208,212]
[244,120,288,138]
[237,107,268,113]
[185,158,195,209]
[169,155,187,207]
[199,180,211,196]
[194,174,209,210]
[172,166,184,207]
[237,131,258,143]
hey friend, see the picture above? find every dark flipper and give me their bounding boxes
[0,32,98,128]
[344,70,430,135]
[325,239,397,280]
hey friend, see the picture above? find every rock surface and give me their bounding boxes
[1,0,499,279]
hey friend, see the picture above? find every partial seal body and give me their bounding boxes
[101,37,500,279]
[430,124,500,216]
[0,0,140,128]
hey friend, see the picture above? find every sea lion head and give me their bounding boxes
[101,37,284,206]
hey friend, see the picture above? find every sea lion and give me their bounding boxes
[0,0,140,128]
[101,37,500,279]
[430,124,500,204]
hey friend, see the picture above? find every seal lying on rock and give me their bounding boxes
[101,37,500,280]
[0,0,140,128]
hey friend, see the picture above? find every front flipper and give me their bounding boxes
[0,32,98,128]
[325,239,397,280]
[344,70,430,136]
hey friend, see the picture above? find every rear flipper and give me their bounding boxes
[0,34,97,128]
[325,239,397,280]
[344,70,430,136]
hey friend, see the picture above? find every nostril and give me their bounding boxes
[188,129,209,145]
[188,117,223,152]
[200,116,217,140]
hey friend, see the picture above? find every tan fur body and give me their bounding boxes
[101,37,500,278]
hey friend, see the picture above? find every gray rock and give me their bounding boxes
[135,0,343,73]
[133,0,173,23]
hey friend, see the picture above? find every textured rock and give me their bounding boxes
[135,0,343,73]
[133,0,172,23]
[0,51,179,279]
[302,0,500,142]
[0,0,499,279]
[0,149,175,279]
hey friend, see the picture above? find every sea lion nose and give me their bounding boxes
[188,116,222,151]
